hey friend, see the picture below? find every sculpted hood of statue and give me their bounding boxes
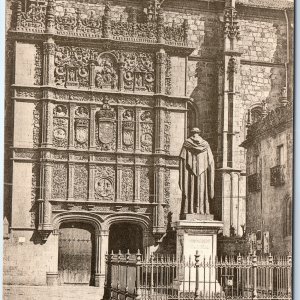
[179,128,215,217]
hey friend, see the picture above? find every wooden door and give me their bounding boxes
[58,223,95,285]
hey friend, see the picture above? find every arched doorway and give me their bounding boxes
[109,223,143,254]
[58,222,96,285]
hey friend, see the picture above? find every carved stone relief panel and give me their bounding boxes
[55,46,92,88]
[121,167,134,201]
[140,167,153,202]
[74,106,89,149]
[94,165,115,201]
[164,110,171,154]
[52,163,68,199]
[33,102,41,148]
[31,163,39,228]
[95,53,118,90]
[53,104,69,148]
[140,110,154,153]
[120,52,155,93]
[165,55,172,95]
[34,44,42,85]
[122,109,135,152]
[74,164,88,199]
[95,100,116,151]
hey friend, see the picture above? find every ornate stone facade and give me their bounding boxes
[4,0,293,288]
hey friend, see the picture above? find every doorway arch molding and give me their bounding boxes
[102,213,151,232]
[53,212,104,235]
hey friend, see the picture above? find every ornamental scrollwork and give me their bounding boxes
[121,167,134,201]
[13,1,189,46]
[74,165,88,199]
[164,111,171,154]
[16,0,46,32]
[122,110,135,151]
[51,163,68,199]
[140,110,154,152]
[140,167,153,202]
[33,102,41,148]
[53,118,68,148]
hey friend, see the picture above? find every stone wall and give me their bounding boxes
[245,124,293,255]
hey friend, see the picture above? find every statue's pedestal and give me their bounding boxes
[172,217,223,295]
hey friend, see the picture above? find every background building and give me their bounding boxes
[3,0,293,289]
[241,99,293,256]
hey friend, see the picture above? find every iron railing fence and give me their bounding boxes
[104,251,292,300]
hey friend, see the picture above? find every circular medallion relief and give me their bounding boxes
[95,178,113,197]
[53,128,66,140]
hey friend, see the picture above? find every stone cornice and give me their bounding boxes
[241,103,293,148]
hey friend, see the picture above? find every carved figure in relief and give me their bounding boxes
[95,178,113,197]
[54,105,67,117]
[75,106,88,118]
[179,128,215,216]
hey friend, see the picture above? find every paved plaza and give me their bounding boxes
[3,285,101,300]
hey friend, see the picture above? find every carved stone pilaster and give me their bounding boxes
[69,104,75,149]
[16,0,22,29]
[88,164,96,201]
[153,164,165,240]
[157,9,165,44]
[155,49,166,94]
[43,40,56,86]
[46,0,56,34]
[154,98,165,154]
[102,3,111,38]
[68,162,75,200]
[134,165,141,202]
[38,160,53,241]
[90,62,95,88]
[135,108,141,153]
[117,107,123,151]
[116,165,122,202]
[89,105,96,150]
[118,56,125,91]
[42,101,53,147]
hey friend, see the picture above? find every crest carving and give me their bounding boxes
[96,97,116,150]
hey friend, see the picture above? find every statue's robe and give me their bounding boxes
[179,136,215,215]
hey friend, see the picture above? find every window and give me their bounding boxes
[277,145,284,165]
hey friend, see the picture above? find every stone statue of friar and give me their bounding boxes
[179,128,215,217]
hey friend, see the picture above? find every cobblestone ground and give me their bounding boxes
[3,285,102,300]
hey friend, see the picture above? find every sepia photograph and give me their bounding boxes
[2,0,295,299]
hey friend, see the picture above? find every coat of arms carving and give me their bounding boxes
[96,97,116,149]
[75,119,88,144]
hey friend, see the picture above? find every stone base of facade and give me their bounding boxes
[180,213,214,221]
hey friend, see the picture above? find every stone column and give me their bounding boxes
[88,164,95,201]
[41,101,53,148]
[155,49,166,94]
[45,0,56,34]
[95,230,109,290]
[89,105,96,150]
[135,108,141,153]
[90,62,95,89]
[153,162,165,241]
[117,107,123,152]
[134,165,141,202]
[43,39,56,87]
[69,103,75,150]
[116,165,122,202]
[38,156,53,241]
[217,0,243,236]
[154,97,165,154]
[67,162,75,201]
